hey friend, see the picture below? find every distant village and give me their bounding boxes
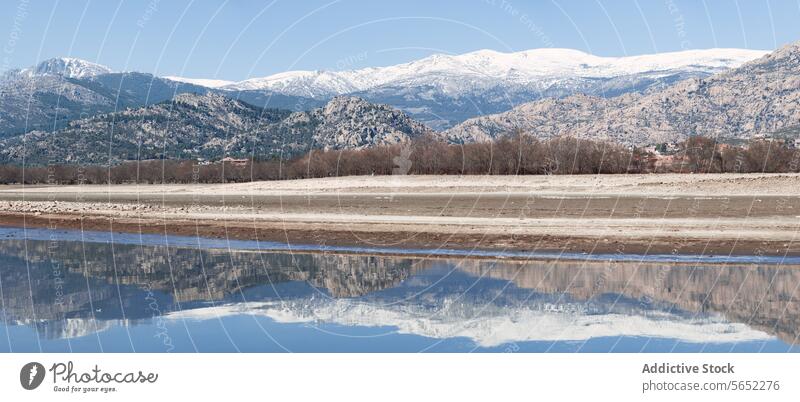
[643,134,800,173]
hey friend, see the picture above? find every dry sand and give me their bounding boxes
[2,173,800,256]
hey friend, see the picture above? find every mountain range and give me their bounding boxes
[169,48,766,130]
[0,47,764,136]
[0,43,797,164]
[445,42,800,145]
[0,59,321,138]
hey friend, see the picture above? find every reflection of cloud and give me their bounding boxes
[165,300,772,347]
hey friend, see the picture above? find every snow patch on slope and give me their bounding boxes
[164,76,235,88]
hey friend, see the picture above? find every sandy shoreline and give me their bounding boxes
[2,173,800,257]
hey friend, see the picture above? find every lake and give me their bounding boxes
[0,227,798,352]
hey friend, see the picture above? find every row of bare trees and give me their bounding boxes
[293,135,648,177]
[674,136,800,173]
[1,134,798,184]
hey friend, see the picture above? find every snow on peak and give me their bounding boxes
[224,70,364,98]
[164,76,234,88]
[583,48,770,76]
[22,57,113,79]
[216,47,768,98]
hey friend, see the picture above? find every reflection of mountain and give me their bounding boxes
[169,300,770,347]
[0,236,798,347]
[454,260,800,345]
[33,318,123,340]
[167,262,789,347]
[0,239,412,338]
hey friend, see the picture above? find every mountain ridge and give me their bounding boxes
[445,41,800,145]
[0,43,794,159]
[212,47,766,129]
[15,48,763,131]
[218,47,767,95]
[0,59,321,138]
[16,57,113,79]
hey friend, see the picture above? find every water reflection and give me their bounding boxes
[0,233,798,352]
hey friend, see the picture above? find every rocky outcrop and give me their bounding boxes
[309,96,432,149]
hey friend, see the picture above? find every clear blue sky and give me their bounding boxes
[2,0,799,80]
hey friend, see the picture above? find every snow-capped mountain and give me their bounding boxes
[211,48,767,129]
[0,47,775,143]
[0,57,318,137]
[17,57,113,79]
[445,41,800,145]
[224,69,376,97]
[223,48,766,95]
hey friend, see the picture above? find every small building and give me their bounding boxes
[665,142,680,153]
[220,157,249,166]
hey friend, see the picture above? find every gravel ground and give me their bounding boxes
[1,174,799,256]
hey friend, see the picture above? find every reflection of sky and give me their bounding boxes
[1,317,797,353]
[0,230,799,353]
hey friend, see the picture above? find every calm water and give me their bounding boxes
[0,227,798,352]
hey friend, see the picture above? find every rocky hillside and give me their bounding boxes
[0,94,430,164]
[308,96,431,149]
[445,41,800,145]
[0,72,115,137]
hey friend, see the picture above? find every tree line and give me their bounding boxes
[0,134,798,184]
